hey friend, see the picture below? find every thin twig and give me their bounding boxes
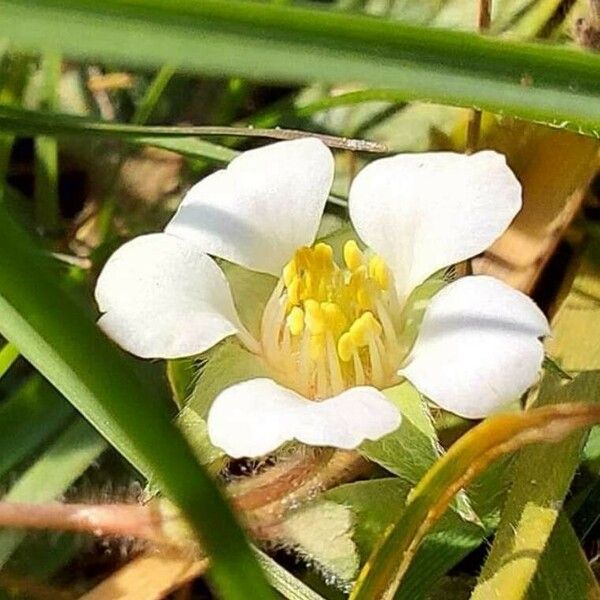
[0,502,165,544]
[466,0,492,153]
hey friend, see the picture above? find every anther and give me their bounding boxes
[286,306,305,336]
[304,299,325,335]
[344,240,364,272]
[283,259,297,287]
[337,332,354,363]
[368,256,389,290]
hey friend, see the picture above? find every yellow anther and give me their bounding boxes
[344,240,364,272]
[304,299,325,334]
[349,311,382,347]
[283,259,297,287]
[314,242,334,267]
[287,276,301,307]
[337,332,354,362]
[309,333,326,361]
[368,255,389,290]
[286,306,305,336]
[321,302,347,334]
[357,287,372,311]
[295,246,312,270]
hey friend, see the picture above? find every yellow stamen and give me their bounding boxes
[369,255,390,290]
[283,259,297,287]
[349,311,382,347]
[314,242,334,266]
[321,302,347,335]
[337,332,354,363]
[310,333,326,361]
[286,276,300,307]
[304,299,325,334]
[265,238,399,396]
[286,306,305,336]
[344,240,364,272]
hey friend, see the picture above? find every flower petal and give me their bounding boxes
[207,378,401,458]
[95,233,244,359]
[349,151,521,300]
[399,275,549,419]
[165,138,334,276]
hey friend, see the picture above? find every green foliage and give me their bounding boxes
[0,206,275,599]
[1,0,599,135]
[0,0,599,597]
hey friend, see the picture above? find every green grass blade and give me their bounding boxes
[0,0,599,135]
[0,418,107,567]
[34,52,61,234]
[349,404,600,600]
[0,341,19,379]
[0,205,275,599]
[254,548,327,600]
[0,105,382,152]
[132,64,177,125]
[0,376,74,479]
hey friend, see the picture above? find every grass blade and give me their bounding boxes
[0,0,599,135]
[0,418,107,567]
[0,342,19,379]
[0,205,275,599]
[0,376,74,479]
[0,105,385,152]
[350,403,600,600]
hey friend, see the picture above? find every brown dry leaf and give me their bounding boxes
[79,552,207,600]
[470,119,599,292]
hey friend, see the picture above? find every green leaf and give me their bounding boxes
[0,341,19,379]
[0,204,275,599]
[323,468,506,600]
[131,64,177,125]
[1,0,599,135]
[360,381,441,486]
[527,512,598,600]
[0,376,74,479]
[472,371,600,600]
[0,418,107,567]
[177,407,225,470]
[253,547,327,600]
[33,52,61,234]
[349,403,600,600]
[546,237,600,371]
[325,478,412,562]
[185,339,268,419]
[278,501,360,586]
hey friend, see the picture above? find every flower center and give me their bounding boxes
[260,240,402,399]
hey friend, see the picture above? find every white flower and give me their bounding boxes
[95,138,549,458]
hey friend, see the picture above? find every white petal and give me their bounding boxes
[95,233,243,359]
[349,151,521,300]
[207,378,401,458]
[165,138,334,276]
[400,276,549,419]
